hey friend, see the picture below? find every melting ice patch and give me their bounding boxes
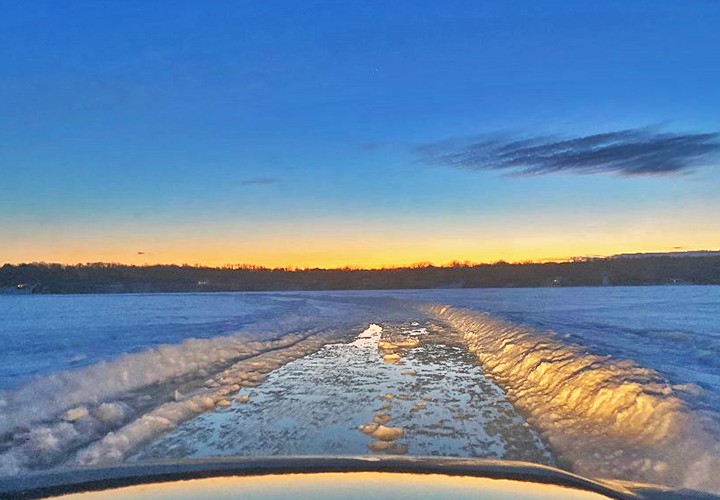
[134,320,552,463]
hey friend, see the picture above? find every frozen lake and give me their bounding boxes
[1,286,719,493]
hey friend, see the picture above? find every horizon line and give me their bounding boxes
[4,249,719,271]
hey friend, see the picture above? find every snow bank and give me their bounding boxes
[0,314,365,474]
[428,304,720,493]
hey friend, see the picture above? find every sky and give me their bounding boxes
[1,0,719,268]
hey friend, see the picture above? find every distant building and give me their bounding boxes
[0,284,34,295]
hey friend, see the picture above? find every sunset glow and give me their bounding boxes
[3,207,718,268]
[1,1,718,267]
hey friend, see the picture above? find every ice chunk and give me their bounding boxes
[64,407,88,422]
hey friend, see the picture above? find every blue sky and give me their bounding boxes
[1,1,719,267]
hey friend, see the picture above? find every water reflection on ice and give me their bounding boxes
[135,321,552,464]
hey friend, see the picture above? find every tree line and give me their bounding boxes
[2,255,720,294]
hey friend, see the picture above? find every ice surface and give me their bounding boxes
[428,304,720,493]
[1,287,719,494]
[134,320,552,463]
[0,295,391,474]
[348,323,383,348]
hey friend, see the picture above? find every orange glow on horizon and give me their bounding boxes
[2,205,719,269]
[2,239,719,270]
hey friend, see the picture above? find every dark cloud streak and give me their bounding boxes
[415,128,720,177]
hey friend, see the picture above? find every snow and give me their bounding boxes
[1,287,720,494]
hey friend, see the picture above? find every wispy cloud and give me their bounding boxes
[415,128,720,177]
[239,177,283,186]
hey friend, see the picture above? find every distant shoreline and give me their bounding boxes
[1,284,713,298]
[3,254,720,294]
